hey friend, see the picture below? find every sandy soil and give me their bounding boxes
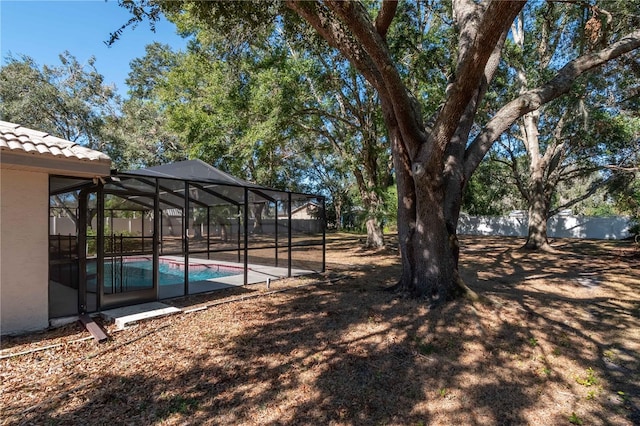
[1,234,638,425]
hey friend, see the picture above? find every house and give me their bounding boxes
[1,121,325,336]
[0,121,111,335]
[290,201,321,220]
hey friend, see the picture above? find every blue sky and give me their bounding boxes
[0,0,189,97]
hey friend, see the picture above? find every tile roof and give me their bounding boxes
[0,120,110,163]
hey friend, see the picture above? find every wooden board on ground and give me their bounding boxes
[79,314,109,343]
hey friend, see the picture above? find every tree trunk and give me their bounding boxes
[361,195,385,248]
[354,170,385,248]
[521,110,552,250]
[398,187,465,301]
[525,170,551,250]
[333,196,343,231]
[251,203,264,234]
[409,182,462,300]
[220,224,228,242]
[352,129,387,248]
[193,223,202,240]
[365,216,384,248]
[443,184,463,269]
[389,124,464,302]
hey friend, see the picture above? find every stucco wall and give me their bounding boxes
[1,167,49,335]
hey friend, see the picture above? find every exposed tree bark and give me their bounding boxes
[288,0,523,301]
[365,217,385,248]
[373,0,398,38]
[251,202,265,234]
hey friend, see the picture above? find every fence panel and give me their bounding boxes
[457,214,631,239]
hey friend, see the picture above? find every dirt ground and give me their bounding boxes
[1,234,639,425]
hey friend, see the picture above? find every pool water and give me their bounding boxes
[101,260,239,290]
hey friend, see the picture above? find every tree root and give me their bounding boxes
[522,241,560,254]
[382,275,501,308]
[455,275,498,306]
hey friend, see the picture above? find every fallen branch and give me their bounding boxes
[0,343,63,360]
[0,337,93,360]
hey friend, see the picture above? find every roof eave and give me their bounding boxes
[1,149,112,178]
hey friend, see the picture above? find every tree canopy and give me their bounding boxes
[0,52,121,156]
[112,0,640,302]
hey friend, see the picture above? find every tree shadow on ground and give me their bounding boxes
[461,236,640,424]
[5,235,640,425]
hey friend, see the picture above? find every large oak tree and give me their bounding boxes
[119,0,640,303]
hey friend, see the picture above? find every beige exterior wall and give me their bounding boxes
[0,167,49,335]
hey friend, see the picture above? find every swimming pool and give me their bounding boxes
[96,258,241,291]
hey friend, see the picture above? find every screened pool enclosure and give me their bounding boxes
[49,160,325,318]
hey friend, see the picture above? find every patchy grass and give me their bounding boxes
[1,234,638,425]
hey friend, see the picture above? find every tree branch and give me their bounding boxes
[323,1,427,159]
[558,164,603,182]
[449,28,509,169]
[374,0,398,39]
[287,1,421,179]
[464,28,640,181]
[297,107,357,129]
[548,177,611,217]
[499,140,530,203]
[285,1,384,90]
[415,0,524,176]
[541,110,569,174]
[605,165,640,172]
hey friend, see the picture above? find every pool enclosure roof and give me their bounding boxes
[125,159,264,189]
[50,159,320,215]
[102,159,318,213]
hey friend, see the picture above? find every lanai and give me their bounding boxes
[50,159,325,316]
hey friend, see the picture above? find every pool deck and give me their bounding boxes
[157,256,313,298]
[103,258,315,329]
[51,258,318,330]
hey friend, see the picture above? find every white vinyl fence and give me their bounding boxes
[52,213,631,240]
[457,214,631,240]
[50,217,154,236]
[49,216,323,237]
